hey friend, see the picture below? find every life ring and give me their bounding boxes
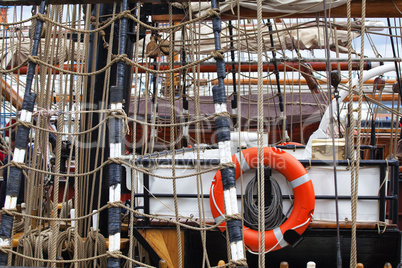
[210,146,315,252]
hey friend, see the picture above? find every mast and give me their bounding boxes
[107,0,129,266]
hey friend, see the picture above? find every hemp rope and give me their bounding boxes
[190,4,211,265]
[168,5,183,267]
[84,228,107,267]
[258,2,266,266]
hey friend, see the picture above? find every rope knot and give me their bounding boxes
[120,10,132,19]
[10,160,27,170]
[108,157,123,164]
[35,13,47,21]
[215,111,231,118]
[226,213,242,221]
[108,108,125,116]
[116,54,130,65]
[107,109,130,135]
[33,108,60,118]
[207,8,220,17]
[220,162,236,169]
[211,50,224,61]
[17,120,33,128]
[107,250,122,259]
[1,208,17,216]
[0,243,11,253]
[27,55,40,64]
[107,200,123,208]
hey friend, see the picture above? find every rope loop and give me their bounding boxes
[377,221,387,234]
[1,208,17,216]
[211,50,225,61]
[0,245,11,253]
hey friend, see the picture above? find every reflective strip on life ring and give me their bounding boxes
[210,147,315,253]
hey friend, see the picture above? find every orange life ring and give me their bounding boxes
[210,147,315,252]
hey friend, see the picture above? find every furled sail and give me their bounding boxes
[188,0,347,16]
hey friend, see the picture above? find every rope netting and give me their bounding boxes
[0,1,399,268]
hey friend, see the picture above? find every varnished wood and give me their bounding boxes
[159,260,168,268]
[138,229,184,268]
[2,0,400,18]
[56,257,64,268]
[309,221,382,229]
[1,78,23,111]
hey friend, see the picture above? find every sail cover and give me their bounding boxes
[166,22,361,54]
[189,0,347,16]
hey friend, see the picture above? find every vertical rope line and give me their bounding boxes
[128,4,142,267]
[256,0,265,264]
[80,3,99,237]
[321,1,343,267]
[352,0,366,266]
[50,4,68,266]
[236,7,246,262]
[38,3,55,232]
[75,2,90,244]
[37,8,55,263]
[169,4,183,268]
[189,5,210,268]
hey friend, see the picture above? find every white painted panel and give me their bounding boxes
[138,149,382,223]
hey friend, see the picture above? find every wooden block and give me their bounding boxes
[159,259,168,268]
